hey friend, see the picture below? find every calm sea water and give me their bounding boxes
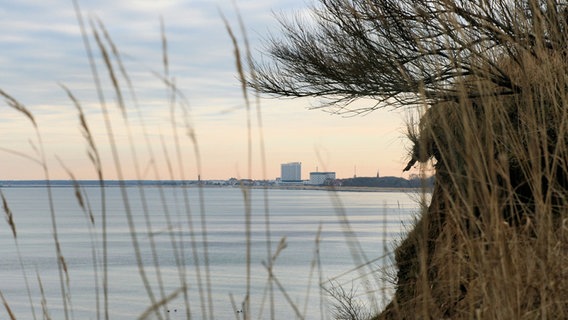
[0,185,421,319]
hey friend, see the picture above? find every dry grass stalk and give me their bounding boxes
[1,191,16,239]
[0,291,17,320]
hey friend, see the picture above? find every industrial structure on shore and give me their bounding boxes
[280,162,338,186]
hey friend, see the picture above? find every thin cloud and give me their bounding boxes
[0,0,408,180]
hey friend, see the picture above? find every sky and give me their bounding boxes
[0,0,415,181]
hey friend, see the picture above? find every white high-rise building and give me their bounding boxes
[281,162,302,182]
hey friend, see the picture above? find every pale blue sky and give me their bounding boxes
[0,0,413,180]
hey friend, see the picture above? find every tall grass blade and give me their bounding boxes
[1,190,16,239]
[138,286,187,320]
[0,291,16,320]
[261,261,304,320]
[0,89,36,128]
[90,21,164,320]
[70,2,109,317]
[56,156,101,320]
[97,19,172,317]
[36,272,51,320]
[1,190,38,320]
[233,4,276,318]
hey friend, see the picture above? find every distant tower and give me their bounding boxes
[377,168,380,178]
[281,162,302,182]
[354,165,357,178]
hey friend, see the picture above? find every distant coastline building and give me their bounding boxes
[281,162,302,182]
[309,172,336,185]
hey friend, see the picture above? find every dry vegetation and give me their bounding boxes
[2,0,568,319]
[380,51,568,318]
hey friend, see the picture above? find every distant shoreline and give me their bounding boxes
[250,185,429,193]
[0,180,432,192]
